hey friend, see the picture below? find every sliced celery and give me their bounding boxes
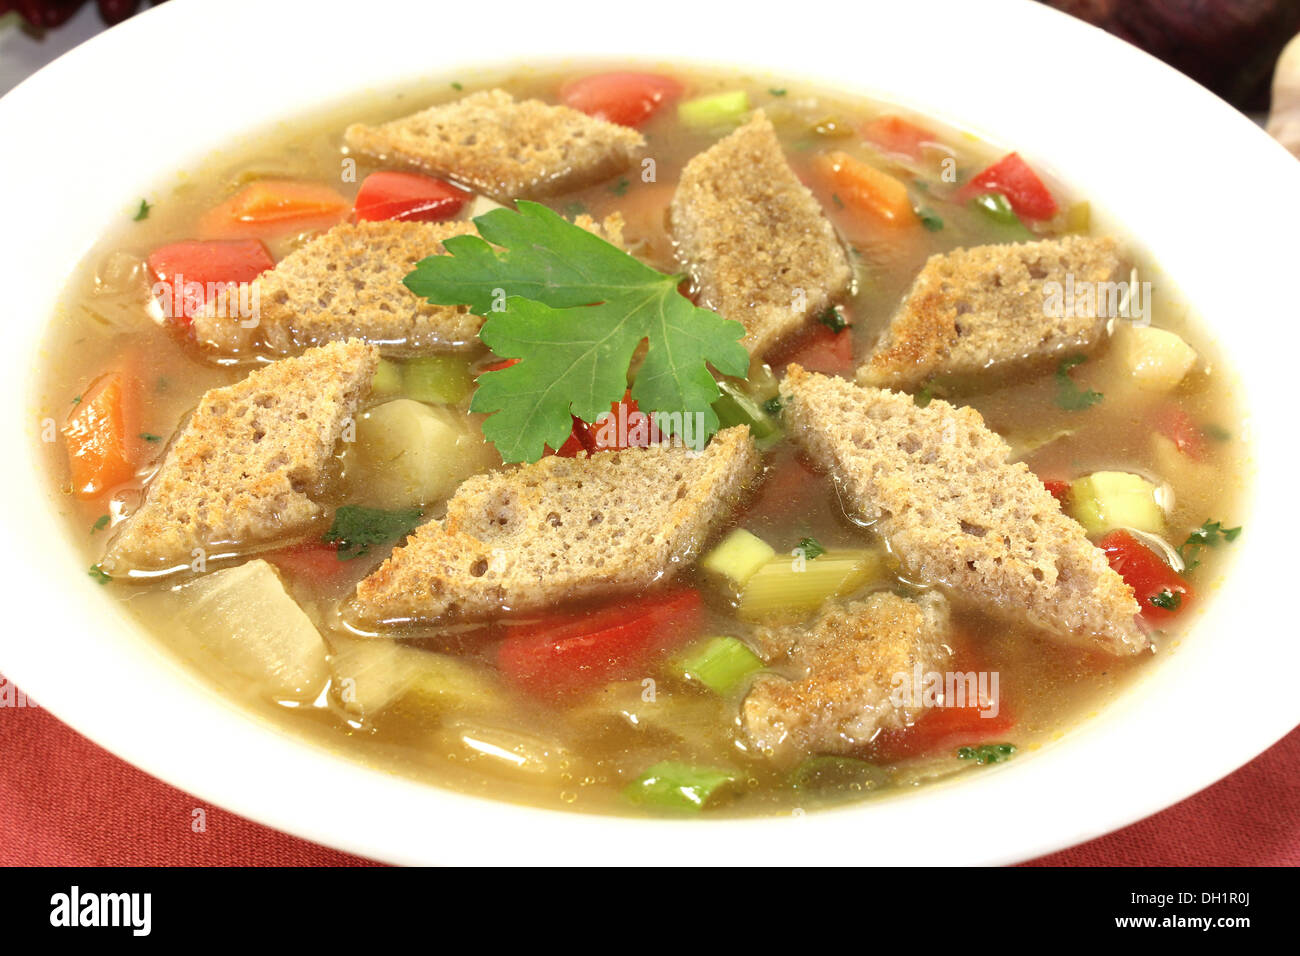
[738,548,884,620]
[672,636,764,695]
[624,760,736,811]
[401,354,473,405]
[678,90,750,129]
[371,358,404,397]
[177,559,328,700]
[713,379,783,449]
[1069,471,1164,535]
[700,528,776,588]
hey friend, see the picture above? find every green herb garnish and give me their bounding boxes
[1054,355,1103,411]
[916,206,944,231]
[762,396,783,416]
[818,306,848,333]
[90,514,110,535]
[133,199,151,221]
[71,395,81,406]
[768,88,787,97]
[450,81,463,91]
[88,564,111,585]
[323,505,424,560]
[1149,589,1182,610]
[797,536,826,560]
[914,384,934,408]
[1177,520,1242,570]
[403,201,749,463]
[957,743,1016,765]
[139,432,161,443]
[831,192,845,209]
[608,177,630,196]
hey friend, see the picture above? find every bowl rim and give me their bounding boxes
[0,0,1297,866]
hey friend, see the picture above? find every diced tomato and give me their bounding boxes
[1099,529,1193,625]
[266,544,355,584]
[498,589,704,699]
[146,239,275,327]
[1152,403,1208,461]
[868,636,1015,762]
[777,325,855,376]
[862,114,936,159]
[63,372,144,498]
[813,150,917,227]
[587,392,662,451]
[198,180,349,239]
[560,72,684,127]
[957,152,1058,221]
[1041,478,1071,504]
[353,170,469,223]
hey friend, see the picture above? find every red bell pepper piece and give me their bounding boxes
[266,544,354,584]
[1041,478,1071,504]
[1099,529,1193,625]
[498,588,704,699]
[1152,403,1208,461]
[957,152,1058,221]
[778,324,855,376]
[353,170,469,223]
[560,72,684,127]
[862,114,936,159]
[147,239,275,327]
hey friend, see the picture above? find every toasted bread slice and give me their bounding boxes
[858,235,1123,389]
[192,220,481,355]
[780,366,1146,654]
[670,112,852,358]
[742,592,949,764]
[102,340,378,575]
[352,427,761,624]
[344,89,644,202]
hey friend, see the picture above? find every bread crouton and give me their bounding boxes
[352,427,761,624]
[192,220,481,356]
[858,236,1123,389]
[743,592,949,764]
[670,112,852,358]
[780,366,1146,655]
[344,89,644,202]
[102,340,378,574]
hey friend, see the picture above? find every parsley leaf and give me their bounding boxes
[133,199,151,221]
[916,206,944,231]
[1149,588,1182,610]
[957,743,1016,765]
[88,564,112,585]
[1054,355,1103,411]
[404,201,750,463]
[818,306,848,333]
[768,88,787,97]
[1177,519,1242,570]
[323,505,423,560]
[797,536,826,560]
[90,514,110,535]
[762,396,783,416]
[608,177,630,196]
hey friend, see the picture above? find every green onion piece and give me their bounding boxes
[672,636,764,695]
[969,193,1019,224]
[401,355,473,405]
[790,756,888,792]
[624,761,736,811]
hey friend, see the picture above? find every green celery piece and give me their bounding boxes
[371,359,404,396]
[404,201,749,463]
[402,355,473,405]
[678,90,750,128]
[969,193,1019,224]
[624,761,736,811]
[673,636,764,695]
[712,380,782,448]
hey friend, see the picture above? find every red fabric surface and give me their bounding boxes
[0,684,1296,866]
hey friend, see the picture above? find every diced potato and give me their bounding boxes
[330,636,501,717]
[465,194,505,218]
[1069,470,1164,535]
[344,398,497,508]
[700,528,777,588]
[739,548,885,621]
[1113,323,1198,392]
[176,559,328,700]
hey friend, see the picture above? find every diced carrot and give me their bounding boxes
[63,372,143,498]
[862,115,936,159]
[813,150,917,227]
[266,544,354,584]
[198,180,349,239]
[146,239,274,328]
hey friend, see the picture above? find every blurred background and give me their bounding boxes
[4,1,1300,142]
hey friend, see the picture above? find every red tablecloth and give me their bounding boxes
[1,697,1296,866]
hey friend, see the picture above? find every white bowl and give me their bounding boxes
[1,0,1296,866]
